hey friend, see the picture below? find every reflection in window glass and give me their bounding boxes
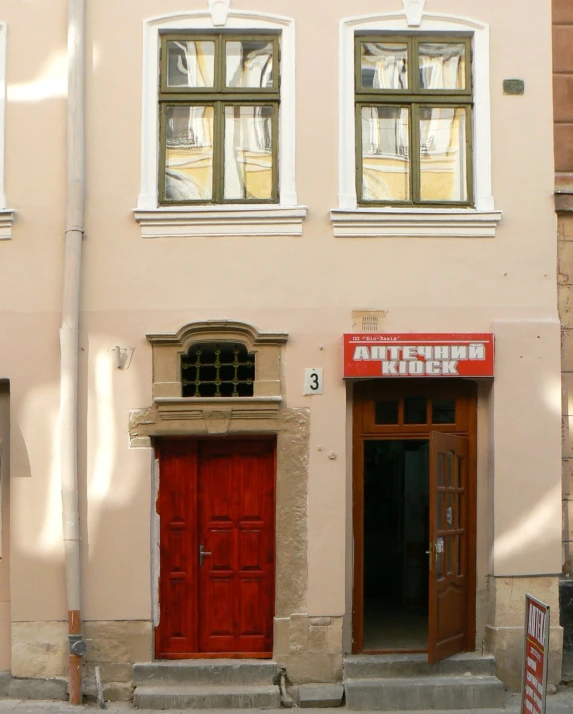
[361,42,408,90]
[419,43,466,90]
[432,399,456,424]
[361,106,410,201]
[167,41,215,88]
[226,41,274,88]
[419,106,467,202]
[447,492,453,525]
[224,105,274,200]
[164,105,214,201]
[404,397,427,424]
[375,400,399,424]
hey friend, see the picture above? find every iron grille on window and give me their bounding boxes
[181,342,255,397]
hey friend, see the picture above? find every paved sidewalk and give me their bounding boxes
[1,691,573,714]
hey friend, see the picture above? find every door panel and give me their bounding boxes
[428,431,469,664]
[155,440,198,658]
[198,440,275,654]
[156,438,275,658]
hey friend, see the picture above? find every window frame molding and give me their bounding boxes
[135,11,307,238]
[332,12,501,238]
[0,23,14,240]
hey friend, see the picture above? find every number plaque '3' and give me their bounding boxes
[304,368,323,395]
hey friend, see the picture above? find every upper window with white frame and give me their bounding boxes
[159,32,280,205]
[355,34,472,207]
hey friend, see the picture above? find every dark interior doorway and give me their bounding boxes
[363,439,429,651]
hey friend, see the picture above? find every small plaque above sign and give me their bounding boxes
[343,333,494,379]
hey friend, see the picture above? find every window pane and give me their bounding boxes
[361,106,410,201]
[360,42,408,90]
[432,398,456,424]
[226,41,274,88]
[166,41,215,88]
[419,43,466,90]
[375,400,399,424]
[446,451,453,487]
[224,105,274,200]
[419,106,467,202]
[164,106,214,201]
[404,397,426,424]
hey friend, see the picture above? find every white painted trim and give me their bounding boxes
[138,10,298,220]
[402,0,425,27]
[0,209,14,239]
[151,454,160,627]
[0,23,13,235]
[330,208,502,238]
[134,205,307,238]
[0,24,6,210]
[337,12,495,219]
[209,0,231,27]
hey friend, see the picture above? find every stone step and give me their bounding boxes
[133,659,279,686]
[344,675,505,710]
[344,652,496,679]
[133,684,281,709]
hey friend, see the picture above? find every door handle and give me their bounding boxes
[426,543,434,571]
[199,544,212,567]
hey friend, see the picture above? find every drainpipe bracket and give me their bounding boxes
[68,635,87,656]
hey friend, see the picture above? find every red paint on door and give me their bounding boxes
[156,439,275,658]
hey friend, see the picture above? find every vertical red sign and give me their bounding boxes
[521,595,550,714]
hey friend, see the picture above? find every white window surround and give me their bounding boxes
[331,11,502,239]
[0,23,14,240]
[134,11,307,239]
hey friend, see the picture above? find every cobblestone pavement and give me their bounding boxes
[1,691,573,714]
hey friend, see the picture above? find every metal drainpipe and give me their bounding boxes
[60,0,87,703]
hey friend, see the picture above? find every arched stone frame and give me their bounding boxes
[129,321,311,670]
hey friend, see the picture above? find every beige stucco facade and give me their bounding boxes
[0,0,564,700]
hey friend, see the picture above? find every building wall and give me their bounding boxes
[0,0,562,695]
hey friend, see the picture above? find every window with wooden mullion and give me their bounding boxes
[159,33,280,205]
[355,34,473,206]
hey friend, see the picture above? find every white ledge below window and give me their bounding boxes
[0,209,15,240]
[330,208,502,238]
[134,205,308,238]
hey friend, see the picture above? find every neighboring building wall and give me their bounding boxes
[554,0,573,573]
[0,384,10,671]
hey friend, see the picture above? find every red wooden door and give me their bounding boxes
[428,432,469,664]
[155,438,275,658]
[198,439,275,654]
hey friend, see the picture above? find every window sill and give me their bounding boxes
[134,205,308,238]
[0,209,15,240]
[154,396,282,422]
[330,207,502,238]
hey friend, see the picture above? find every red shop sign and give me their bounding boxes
[343,333,494,378]
[521,594,550,714]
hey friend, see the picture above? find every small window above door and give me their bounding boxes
[359,380,473,434]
